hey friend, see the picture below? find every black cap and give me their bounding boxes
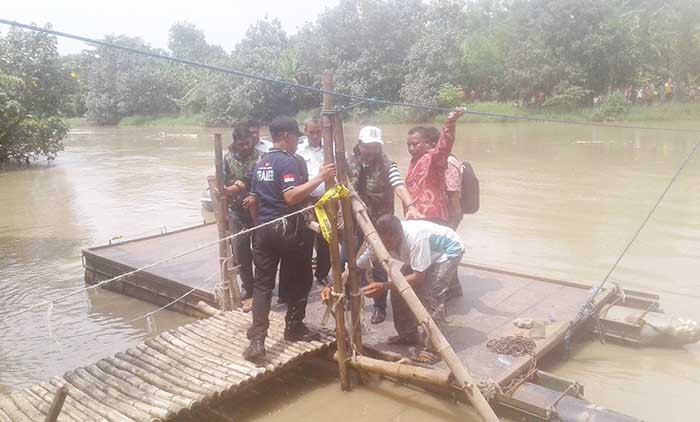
[269,116,303,138]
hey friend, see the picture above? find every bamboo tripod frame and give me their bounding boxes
[320,71,499,422]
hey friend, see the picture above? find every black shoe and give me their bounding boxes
[371,308,386,324]
[243,339,266,361]
[277,296,288,305]
[284,324,321,342]
[316,275,329,286]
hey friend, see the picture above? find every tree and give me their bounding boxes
[0,27,69,164]
[83,35,181,124]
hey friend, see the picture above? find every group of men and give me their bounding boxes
[221,109,468,363]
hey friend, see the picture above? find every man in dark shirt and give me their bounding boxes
[223,122,259,312]
[244,116,336,361]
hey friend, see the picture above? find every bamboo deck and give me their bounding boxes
[0,310,334,422]
[82,223,616,385]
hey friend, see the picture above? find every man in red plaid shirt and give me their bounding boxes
[405,109,464,223]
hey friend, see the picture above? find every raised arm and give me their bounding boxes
[434,108,465,157]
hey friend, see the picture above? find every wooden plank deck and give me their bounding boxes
[0,311,334,422]
[82,223,614,386]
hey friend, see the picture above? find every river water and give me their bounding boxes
[1,122,699,421]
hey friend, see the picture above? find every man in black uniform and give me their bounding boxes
[244,116,336,361]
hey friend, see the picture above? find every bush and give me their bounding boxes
[437,83,465,108]
[592,91,627,121]
[542,81,591,111]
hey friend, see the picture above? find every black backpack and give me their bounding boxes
[460,161,480,214]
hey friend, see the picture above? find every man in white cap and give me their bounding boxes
[346,126,422,324]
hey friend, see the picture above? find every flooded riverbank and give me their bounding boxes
[1,122,699,420]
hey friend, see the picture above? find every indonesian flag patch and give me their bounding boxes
[283,173,296,183]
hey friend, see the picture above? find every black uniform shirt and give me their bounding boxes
[251,148,308,223]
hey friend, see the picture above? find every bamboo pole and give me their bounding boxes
[62,371,151,422]
[321,69,351,391]
[27,387,85,422]
[333,113,363,354]
[347,193,500,422]
[43,385,68,422]
[110,353,212,399]
[41,381,123,422]
[123,348,222,394]
[94,360,196,409]
[210,133,241,309]
[342,355,452,387]
[74,367,170,420]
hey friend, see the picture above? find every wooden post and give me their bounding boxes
[321,70,351,391]
[44,385,68,422]
[333,114,363,354]
[210,134,241,310]
[348,193,500,422]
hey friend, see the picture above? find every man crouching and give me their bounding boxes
[325,215,464,363]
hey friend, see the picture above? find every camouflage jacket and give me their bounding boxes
[224,149,260,222]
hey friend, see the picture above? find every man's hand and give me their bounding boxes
[320,286,332,304]
[405,205,424,220]
[362,282,388,299]
[242,195,257,209]
[318,163,337,180]
[447,108,465,125]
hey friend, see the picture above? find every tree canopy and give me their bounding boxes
[4,0,700,134]
[0,26,69,164]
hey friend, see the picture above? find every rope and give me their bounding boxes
[0,204,314,324]
[567,136,700,335]
[2,269,218,343]
[2,19,700,134]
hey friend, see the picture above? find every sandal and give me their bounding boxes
[407,347,441,365]
[387,335,419,346]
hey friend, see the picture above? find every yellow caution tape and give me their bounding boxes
[314,184,350,244]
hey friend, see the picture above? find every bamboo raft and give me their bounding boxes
[81,223,648,421]
[0,310,333,422]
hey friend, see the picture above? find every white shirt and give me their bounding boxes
[255,138,273,154]
[357,220,464,272]
[297,136,326,198]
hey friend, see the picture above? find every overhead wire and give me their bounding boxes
[0,203,315,324]
[1,18,700,134]
[2,18,700,338]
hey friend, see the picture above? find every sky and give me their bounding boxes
[2,0,339,55]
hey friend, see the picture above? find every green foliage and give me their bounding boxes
[542,82,592,111]
[10,0,696,129]
[0,28,69,164]
[437,83,464,108]
[82,35,182,124]
[592,91,627,121]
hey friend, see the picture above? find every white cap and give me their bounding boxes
[358,126,383,144]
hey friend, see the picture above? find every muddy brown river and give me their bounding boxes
[1,122,699,421]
